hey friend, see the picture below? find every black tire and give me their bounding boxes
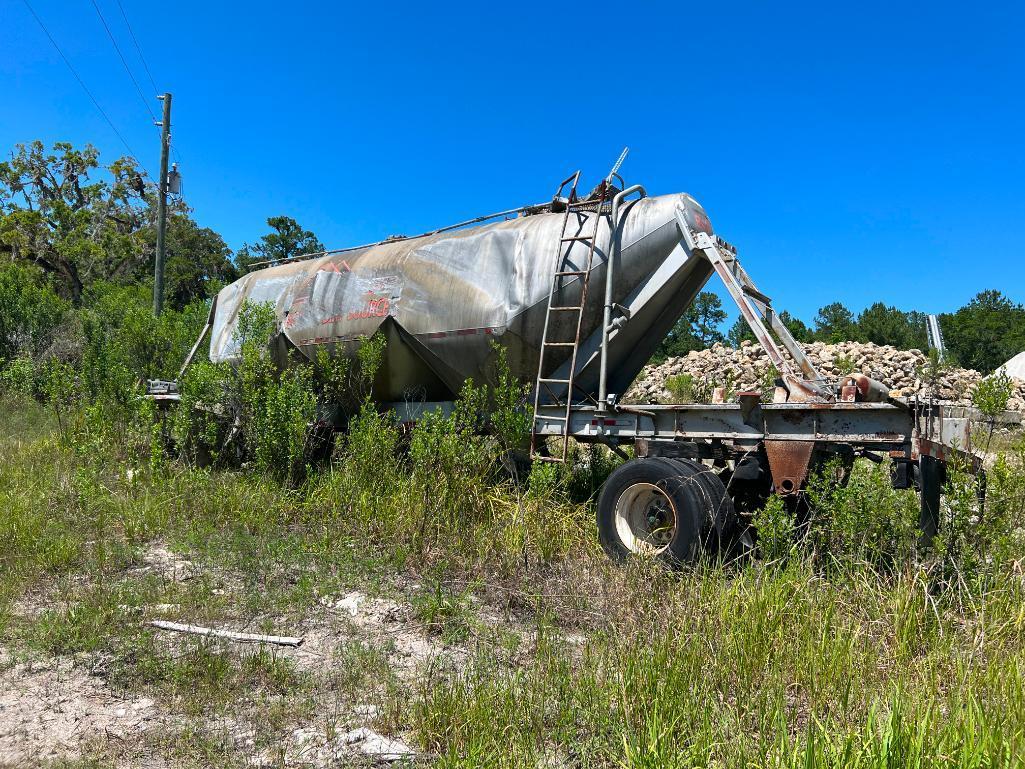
[664,458,733,553]
[668,458,756,561]
[597,458,717,565]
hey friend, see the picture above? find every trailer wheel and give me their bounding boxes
[596,458,716,565]
[665,458,735,551]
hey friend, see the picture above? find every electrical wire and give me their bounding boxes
[111,0,184,177]
[89,0,157,124]
[21,0,154,179]
[113,0,160,97]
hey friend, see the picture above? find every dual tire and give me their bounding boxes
[596,457,745,565]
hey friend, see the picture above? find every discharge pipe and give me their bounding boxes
[599,184,646,410]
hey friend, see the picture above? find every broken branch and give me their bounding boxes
[147,620,303,647]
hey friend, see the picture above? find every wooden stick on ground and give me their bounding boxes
[147,620,303,647]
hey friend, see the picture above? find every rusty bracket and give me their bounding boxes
[763,439,816,495]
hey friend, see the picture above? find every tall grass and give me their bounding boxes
[3,286,1025,769]
[3,391,1024,766]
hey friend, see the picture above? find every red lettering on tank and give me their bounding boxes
[346,297,390,320]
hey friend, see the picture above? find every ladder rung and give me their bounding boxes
[532,455,566,463]
[554,270,586,277]
[534,414,569,421]
[538,377,571,383]
[544,341,576,347]
[560,236,591,242]
[549,306,582,312]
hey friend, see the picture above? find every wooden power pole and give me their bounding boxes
[153,92,172,316]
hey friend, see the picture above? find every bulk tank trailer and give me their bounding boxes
[157,173,982,566]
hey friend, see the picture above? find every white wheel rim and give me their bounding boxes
[614,482,676,555]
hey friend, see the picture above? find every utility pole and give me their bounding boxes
[153,92,172,316]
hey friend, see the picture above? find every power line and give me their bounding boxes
[110,0,183,174]
[110,0,184,176]
[21,0,154,179]
[89,0,157,124]
[113,0,160,97]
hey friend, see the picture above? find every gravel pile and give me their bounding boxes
[625,340,1025,411]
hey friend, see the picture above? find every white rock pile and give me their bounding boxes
[625,340,1025,411]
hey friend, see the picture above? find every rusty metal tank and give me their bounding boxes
[209,191,716,402]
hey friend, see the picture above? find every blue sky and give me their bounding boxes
[2,0,1023,325]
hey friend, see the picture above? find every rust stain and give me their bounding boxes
[763,439,816,495]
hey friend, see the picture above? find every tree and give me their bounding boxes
[135,213,237,310]
[236,216,324,271]
[855,302,928,350]
[813,302,856,343]
[0,261,70,361]
[726,309,812,348]
[654,291,726,360]
[0,140,237,309]
[940,290,1025,373]
[690,292,727,347]
[0,141,148,302]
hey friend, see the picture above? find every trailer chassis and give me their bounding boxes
[523,187,987,561]
[533,396,979,559]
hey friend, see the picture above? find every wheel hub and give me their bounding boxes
[614,482,677,555]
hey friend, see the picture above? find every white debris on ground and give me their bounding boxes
[277,726,415,767]
[311,590,465,674]
[0,649,160,765]
[133,542,198,582]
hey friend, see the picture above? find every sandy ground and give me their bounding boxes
[0,542,488,767]
[0,649,161,766]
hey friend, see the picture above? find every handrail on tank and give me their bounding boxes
[242,200,554,272]
[599,184,646,410]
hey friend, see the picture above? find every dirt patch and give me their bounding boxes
[0,649,161,765]
[133,542,198,583]
[277,591,465,680]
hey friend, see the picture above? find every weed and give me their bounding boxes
[665,373,698,403]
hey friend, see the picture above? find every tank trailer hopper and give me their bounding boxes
[156,168,982,565]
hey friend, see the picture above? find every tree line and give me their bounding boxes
[655,289,1025,374]
[0,140,322,307]
[0,140,325,370]
[2,140,1023,378]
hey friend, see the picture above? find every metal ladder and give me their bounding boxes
[529,173,612,462]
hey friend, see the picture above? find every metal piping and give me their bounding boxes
[599,184,646,409]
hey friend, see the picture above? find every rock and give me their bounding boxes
[342,728,415,762]
[623,340,1024,411]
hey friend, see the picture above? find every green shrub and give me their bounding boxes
[834,354,856,375]
[250,364,317,483]
[665,373,698,403]
[0,356,35,397]
[804,459,919,569]
[0,261,70,361]
[752,493,794,561]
